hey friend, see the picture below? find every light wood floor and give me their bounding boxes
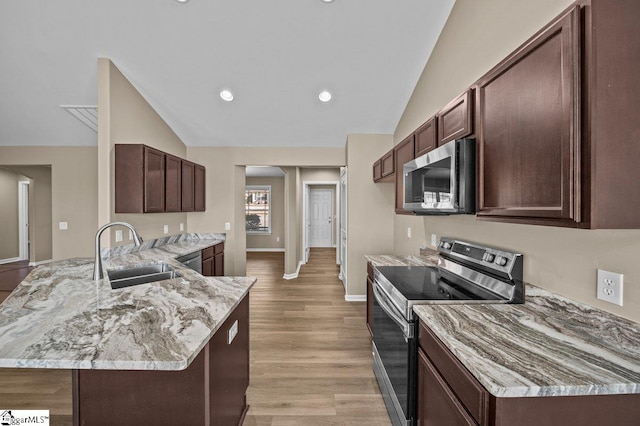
[0,249,389,426]
[244,248,390,426]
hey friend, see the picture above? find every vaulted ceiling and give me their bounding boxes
[0,0,455,148]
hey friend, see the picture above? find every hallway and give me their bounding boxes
[244,248,390,426]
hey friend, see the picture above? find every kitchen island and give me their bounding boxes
[0,234,256,426]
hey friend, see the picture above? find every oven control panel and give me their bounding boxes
[438,237,519,274]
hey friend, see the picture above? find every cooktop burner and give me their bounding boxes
[375,265,504,302]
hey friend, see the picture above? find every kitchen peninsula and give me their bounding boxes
[0,234,255,426]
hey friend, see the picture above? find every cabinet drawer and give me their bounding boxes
[419,321,488,425]
[214,242,224,255]
[202,246,214,260]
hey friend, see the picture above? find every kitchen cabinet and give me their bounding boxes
[366,262,374,337]
[181,160,195,212]
[115,144,206,214]
[418,319,639,426]
[194,164,206,212]
[395,135,415,214]
[373,149,395,183]
[476,7,580,225]
[476,0,640,228]
[414,116,438,157]
[74,295,250,426]
[202,242,224,277]
[438,89,474,145]
[165,154,182,212]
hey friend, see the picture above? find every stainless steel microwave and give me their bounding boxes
[403,138,476,214]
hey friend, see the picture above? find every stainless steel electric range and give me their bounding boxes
[372,237,524,426]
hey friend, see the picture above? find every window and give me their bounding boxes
[245,185,271,234]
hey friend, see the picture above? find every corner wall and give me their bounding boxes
[345,134,395,297]
[394,0,640,322]
[97,58,188,246]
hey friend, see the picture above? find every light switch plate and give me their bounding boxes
[115,230,123,242]
[180,223,184,232]
[163,225,169,234]
[431,234,437,247]
[129,230,133,241]
[407,227,412,239]
[225,222,231,231]
[58,221,68,230]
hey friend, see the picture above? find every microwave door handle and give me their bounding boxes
[372,282,413,338]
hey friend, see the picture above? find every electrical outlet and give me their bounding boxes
[163,225,169,234]
[431,234,437,247]
[115,230,123,242]
[180,223,184,232]
[407,227,412,239]
[128,230,133,241]
[225,222,231,231]
[276,237,280,242]
[597,269,623,306]
[228,320,239,344]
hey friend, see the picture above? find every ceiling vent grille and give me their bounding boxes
[61,105,98,132]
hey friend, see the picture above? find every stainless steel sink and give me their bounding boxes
[107,262,181,289]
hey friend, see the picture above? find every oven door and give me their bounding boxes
[372,282,416,426]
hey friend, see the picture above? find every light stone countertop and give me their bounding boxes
[0,235,256,371]
[366,252,640,398]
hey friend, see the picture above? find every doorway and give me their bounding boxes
[18,181,30,261]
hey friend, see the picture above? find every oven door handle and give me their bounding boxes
[373,281,413,339]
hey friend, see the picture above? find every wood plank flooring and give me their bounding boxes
[0,249,389,426]
[243,248,390,426]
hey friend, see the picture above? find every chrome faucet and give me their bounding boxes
[94,222,143,281]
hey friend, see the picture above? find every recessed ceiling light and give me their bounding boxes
[220,90,234,102]
[322,0,335,3]
[176,0,189,3]
[318,91,332,103]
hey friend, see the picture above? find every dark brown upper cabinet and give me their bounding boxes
[476,7,581,225]
[373,149,395,183]
[395,135,415,214]
[437,89,474,145]
[415,116,438,157]
[115,144,206,214]
[194,164,206,212]
[181,160,195,212]
[165,154,182,213]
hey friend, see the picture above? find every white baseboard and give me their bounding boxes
[283,261,304,280]
[344,294,366,302]
[246,248,285,252]
[28,259,54,267]
[0,257,22,265]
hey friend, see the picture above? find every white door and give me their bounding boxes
[309,189,333,247]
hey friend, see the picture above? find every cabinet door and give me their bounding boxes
[438,89,474,145]
[366,276,373,337]
[165,154,182,212]
[214,253,224,277]
[395,135,415,214]
[210,296,249,426]
[373,159,382,182]
[181,160,195,212]
[415,116,438,157]
[144,146,166,213]
[381,150,395,177]
[202,257,214,277]
[476,8,580,223]
[194,164,206,212]
[417,349,477,426]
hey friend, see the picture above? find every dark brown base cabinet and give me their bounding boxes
[202,242,224,277]
[418,321,640,426]
[366,262,374,337]
[73,295,249,426]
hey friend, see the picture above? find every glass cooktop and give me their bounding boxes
[376,265,504,302]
